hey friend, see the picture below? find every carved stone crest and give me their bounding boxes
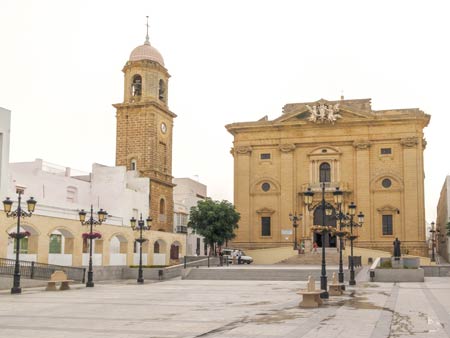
[400,137,419,148]
[306,103,342,124]
[279,143,296,153]
[353,140,371,150]
[235,146,252,155]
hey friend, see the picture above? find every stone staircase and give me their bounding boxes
[182,266,346,281]
[277,248,341,265]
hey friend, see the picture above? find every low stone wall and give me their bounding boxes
[370,257,424,282]
[421,265,450,277]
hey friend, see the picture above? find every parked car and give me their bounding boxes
[221,248,253,264]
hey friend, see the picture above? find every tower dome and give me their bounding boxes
[129,40,164,66]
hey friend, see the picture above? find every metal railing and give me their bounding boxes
[0,258,86,283]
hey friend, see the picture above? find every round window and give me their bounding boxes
[382,178,392,188]
[261,183,271,192]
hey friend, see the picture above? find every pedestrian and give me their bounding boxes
[312,241,318,254]
[301,241,305,254]
[237,250,242,264]
[232,250,237,264]
[219,251,224,266]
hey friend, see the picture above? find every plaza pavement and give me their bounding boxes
[0,275,449,338]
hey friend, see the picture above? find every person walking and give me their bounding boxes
[237,250,242,265]
[232,250,237,264]
[312,241,318,254]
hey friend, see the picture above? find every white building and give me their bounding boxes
[436,176,450,262]
[0,107,11,199]
[173,177,207,256]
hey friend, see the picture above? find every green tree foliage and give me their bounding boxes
[188,198,240,252]
[446,222,450,237]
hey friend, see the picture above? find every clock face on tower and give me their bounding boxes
[160,122,167,134]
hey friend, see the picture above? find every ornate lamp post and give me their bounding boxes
[130,214,152,284]
[332,187,345,286]
[289,212,302,250]
[303,183,333,299]
[430,221,436,262]
[2,189,37,294]
[346,202,364,286]
[78,205,107,287]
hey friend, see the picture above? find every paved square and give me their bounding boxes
[0,278,449,337]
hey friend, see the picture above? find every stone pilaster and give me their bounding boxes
[353,140,371,242]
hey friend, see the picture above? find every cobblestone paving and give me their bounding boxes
[0,278,449,337]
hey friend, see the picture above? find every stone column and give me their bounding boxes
[353,141,371,242]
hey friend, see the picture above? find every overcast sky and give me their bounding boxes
[1,0,449,224]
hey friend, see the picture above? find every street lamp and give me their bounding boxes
[332,187,345,286]
[130,214,152,283]
[78,205,107,287]
[289,212,302,250]
[303,184,333,299]
[2,189,37,294]
[430,221,436,262]
[346,202,364,286]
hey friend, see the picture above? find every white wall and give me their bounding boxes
[0,107,11,200]
[7,160,150,227]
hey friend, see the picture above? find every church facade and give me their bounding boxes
[226,98,430,256]
[114,32,176,232]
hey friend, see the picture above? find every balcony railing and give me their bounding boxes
[300,182,350,193]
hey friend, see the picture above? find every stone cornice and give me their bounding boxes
[122,59,170,78]
[113,101,177,118]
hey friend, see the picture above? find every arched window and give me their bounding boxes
[159,198,166,223]
[130,159,137,171]
[154,241,160,253]
[158,79,166,101]
[319,162,331,183]
[132,74,142,96]
[159,198,165,215]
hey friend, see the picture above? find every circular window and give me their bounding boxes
[382,178,392,188]
[261,183,271,192]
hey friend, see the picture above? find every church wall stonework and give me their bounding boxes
[226,99,429,256]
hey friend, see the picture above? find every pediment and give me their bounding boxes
[274,99,374,124]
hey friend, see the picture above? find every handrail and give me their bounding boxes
[0,258,85,283]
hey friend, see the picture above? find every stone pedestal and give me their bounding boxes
[391,257,404,269]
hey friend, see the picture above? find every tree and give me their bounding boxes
[188,198,240,255]
[446,222,450,237]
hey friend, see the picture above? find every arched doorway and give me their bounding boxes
[109,234,128,266]
[152,239,167,266]
[7,224,39,262]
[313,205,337,247]
[170,241,181,261]
[48,228,75,266]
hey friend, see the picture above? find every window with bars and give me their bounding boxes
[380,148,392,155]
[382,215,393,235]
[260,153,271,160]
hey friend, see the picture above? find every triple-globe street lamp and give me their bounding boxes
[78,205,107,287]
[343,202,364,286]
[130,214,152,284]
[2,189,37,294]
[303,183,333,299]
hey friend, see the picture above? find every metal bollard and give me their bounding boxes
[208,256,210,268]
[184,256,187,269]
[30,261,35,279]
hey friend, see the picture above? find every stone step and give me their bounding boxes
[183,266,354,281]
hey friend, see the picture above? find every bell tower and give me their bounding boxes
[114,19,176,232]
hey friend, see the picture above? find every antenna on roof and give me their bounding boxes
[145,16,150,44]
